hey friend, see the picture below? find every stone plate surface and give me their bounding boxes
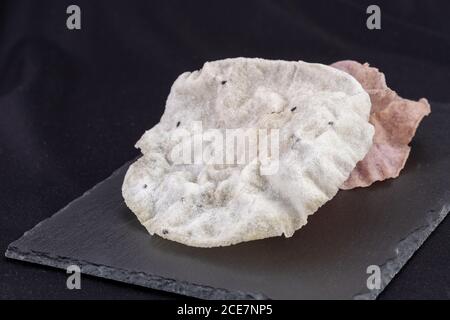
[5,103,450,299]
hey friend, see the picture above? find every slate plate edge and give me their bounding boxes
[4,246,268,300]
[353,204,450,300]
[3,163,267,300]
[4,162,450,300]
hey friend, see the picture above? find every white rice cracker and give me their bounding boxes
[122,58,374,247]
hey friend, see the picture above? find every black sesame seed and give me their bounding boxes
[176,121,181,127]
[328,121,334,125]
[221,80,227,85]
[143,184,147,189]
[162,229,169,235]
[291,107,297,112]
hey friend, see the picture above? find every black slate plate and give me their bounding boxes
[5,103,450,299]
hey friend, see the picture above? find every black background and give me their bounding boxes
[0,0,449,299]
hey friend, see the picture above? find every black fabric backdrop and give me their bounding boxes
[0,0,449,299]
